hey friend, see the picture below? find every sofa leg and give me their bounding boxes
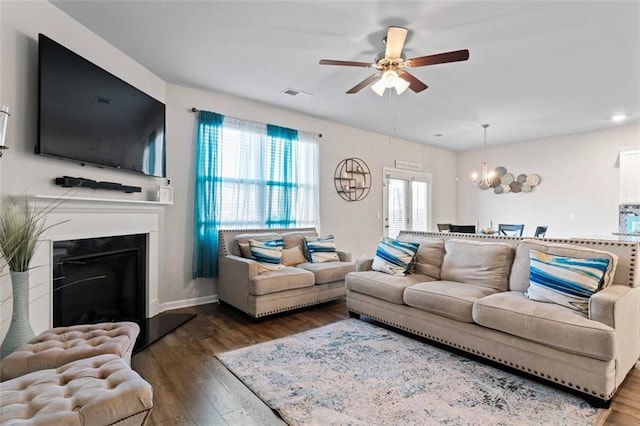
[348,311,361,319]
[582,395,611,409]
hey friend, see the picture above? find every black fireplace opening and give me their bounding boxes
[53,234,146,327]
[52,233,196,353]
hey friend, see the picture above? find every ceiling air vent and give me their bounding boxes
[281,88,314,100]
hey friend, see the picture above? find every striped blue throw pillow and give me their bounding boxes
[372,237,420,276]
[249,239,284,264]
[305,235,340,263]
[525,249,610,314]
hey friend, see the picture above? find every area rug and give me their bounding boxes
[216,319,608,425]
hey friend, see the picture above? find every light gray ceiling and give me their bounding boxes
[51,0,640,151]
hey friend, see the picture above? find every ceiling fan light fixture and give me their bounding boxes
[381,69,398,88]
[395,78,410,95]
[371,79,387,96]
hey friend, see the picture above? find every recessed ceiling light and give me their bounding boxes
[611,114,627,122]
[435,133,443,137]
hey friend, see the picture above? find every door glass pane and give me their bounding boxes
[411,180,428,232]
[387,178,407,238]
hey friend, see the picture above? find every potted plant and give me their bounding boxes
[0,196,65,358]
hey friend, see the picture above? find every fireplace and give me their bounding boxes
[52,234,146,327]
[11,196,195,354]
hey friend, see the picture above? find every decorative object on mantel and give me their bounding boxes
[0,196,66,359]
[471,124,495,190]
[0,105,10,157]
[491,166,542,194]
[334,158,371,201]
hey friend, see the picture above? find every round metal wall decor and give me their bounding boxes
[334,157,371,201]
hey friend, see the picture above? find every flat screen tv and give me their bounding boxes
[37,34,166,177]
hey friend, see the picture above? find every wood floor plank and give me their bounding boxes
[130,301,638,426]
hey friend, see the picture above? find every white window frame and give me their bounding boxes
[382,167,433,238]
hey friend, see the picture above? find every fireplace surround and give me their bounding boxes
[24,195,164,336]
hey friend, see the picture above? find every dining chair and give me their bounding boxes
[498,224,525,237]
[449,224,476,234]
[437,223,451,232]
[534,226,548,238]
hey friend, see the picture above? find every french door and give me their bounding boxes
[383,168,432,238]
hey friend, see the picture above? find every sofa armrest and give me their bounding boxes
[218,255,259,312]
[356,258,374,272]
[590,285,640,381]
[589,285,639,328]
[337,251,352,262]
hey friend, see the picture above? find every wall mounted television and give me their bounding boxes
[37,34,166,178]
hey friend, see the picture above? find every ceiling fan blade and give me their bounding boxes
[398,71,428,93]
[319,59,372,68]
[405,49,470,68]
[385,26,408,59]
[346,73,381,94]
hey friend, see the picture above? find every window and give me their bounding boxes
[193,111,319,277]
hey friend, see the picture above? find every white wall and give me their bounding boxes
[456,123,640,238]
[0,0,167,338]
[0,1,458,317]
[0,0,166,201]
[165,84,458,302]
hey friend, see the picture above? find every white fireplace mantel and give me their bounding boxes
[21,194,168,334]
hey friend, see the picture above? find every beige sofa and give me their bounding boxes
[218,228,355,318]
[346,231,640,404]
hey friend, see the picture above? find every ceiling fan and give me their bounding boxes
[319,26,469,96]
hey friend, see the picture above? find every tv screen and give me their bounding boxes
[37,34,166,178]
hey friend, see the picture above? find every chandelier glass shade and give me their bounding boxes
[472,124,494,190]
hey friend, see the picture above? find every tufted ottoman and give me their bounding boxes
[0,354,153,425]
[0,322,139,381]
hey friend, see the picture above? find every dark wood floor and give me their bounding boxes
[132,301,640,425]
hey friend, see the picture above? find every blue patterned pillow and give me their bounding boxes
[372,237,420,276]
[525,249,610,314]
[249,239,284,264]
[304,235,340,263]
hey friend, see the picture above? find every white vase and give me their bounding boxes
[0,271,35,359]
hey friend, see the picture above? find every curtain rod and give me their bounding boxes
[190,107,322,138]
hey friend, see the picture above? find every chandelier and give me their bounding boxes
[471,124,494,190]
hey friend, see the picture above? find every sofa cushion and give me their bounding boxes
[526,249,611,314]
[297,261,356,284]
[371,237,420,276]
[404,281,500,323]
[396,234,445,279]
[472,291,615,361]
[441,239,515,291]
[249,267,315,296]
[238,242,252,259]
[282,245,307,266]
[305,235,340,263]
[509,239,619,292]
[346,271,435,304]
[249,238,284,264]
[234,232,279,257]
[281,230,318,250]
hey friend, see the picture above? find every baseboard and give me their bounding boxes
[158,294,219,313]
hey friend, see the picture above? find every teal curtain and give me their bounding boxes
[266,124,297,228]
[145,130,157,175]
[193,111,224,278]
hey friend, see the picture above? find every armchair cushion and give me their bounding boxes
[305,235,340,263]
[282,245,308,266]
[249,267,315,295]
